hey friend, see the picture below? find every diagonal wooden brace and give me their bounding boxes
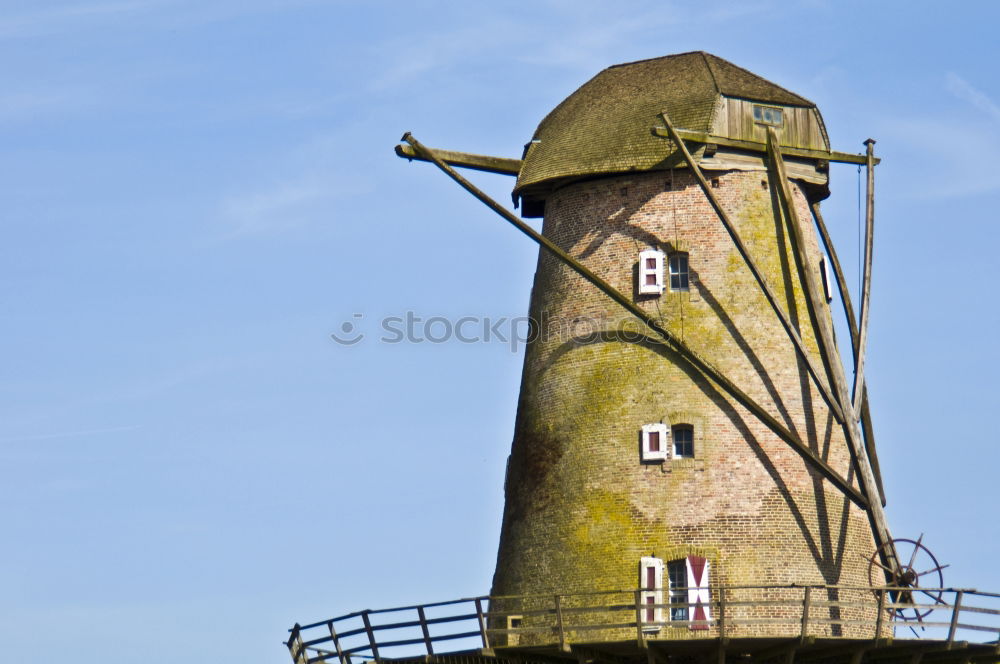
[400,132,868,510]
[811,202,886,506]
[657,112,845,426]
[852,140,877,417]
[765,128,900,580]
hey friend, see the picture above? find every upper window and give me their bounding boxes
[752,104,783,127]
[638,248,665,295]
[672,424,694,459]
[641,423,669,462]
[669,253,689,292]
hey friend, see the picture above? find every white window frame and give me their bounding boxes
[638,248,665,295]
[639,556,664,631]
[820,256,833,303]
[641,423,669,462]
[752,104,784,127]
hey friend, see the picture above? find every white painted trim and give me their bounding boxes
[639,556,664,630]
[820,255,833,303]
[638,248,665,295]
[641,423,669,462]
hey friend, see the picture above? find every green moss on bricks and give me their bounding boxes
[491,169,879,638]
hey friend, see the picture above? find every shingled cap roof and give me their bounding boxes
[514,51,817,198]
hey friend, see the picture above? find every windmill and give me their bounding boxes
[287,52,1000,664]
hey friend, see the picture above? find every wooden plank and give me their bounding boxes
[634,590,646,648]
[652,127,879,165]
[801,587,812,641]
[765,128,901,582]
[659,111,845,425]
[475,598,491,650]
[360,611,380,661]
[287,625,311,664]
[852,139,877,417]
[402,131,870,511]
[555,595,568,652]
[718,587,727,640]
[328,620,349,664]
[875,588,887,639]
[949,591,965,645]
[417,606,434,655]
[395,143,521,176]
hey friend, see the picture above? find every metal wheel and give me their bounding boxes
[868,534,949,621]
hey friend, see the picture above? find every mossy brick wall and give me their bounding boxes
[490,168,881,639]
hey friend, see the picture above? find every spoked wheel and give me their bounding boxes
[868,534,949,622]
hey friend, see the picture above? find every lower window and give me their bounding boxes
[667,560,689,621]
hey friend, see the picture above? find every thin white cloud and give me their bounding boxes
[879,116,1000,199]
[220,178,331,236]
[0,424,141,444]
[0,0,324,40]
[0,0,169,38]
[367,1,774,96]
[946,72,1000,125]
[219,176,372,238]
[0,88,98,122]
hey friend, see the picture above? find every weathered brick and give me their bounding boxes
[491,168,880,638]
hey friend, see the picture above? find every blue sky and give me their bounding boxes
[2,1,1000,663]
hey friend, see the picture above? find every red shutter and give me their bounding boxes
[686,556,711,630]
[648,431,660,452]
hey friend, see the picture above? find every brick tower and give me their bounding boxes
[489,52,881,637]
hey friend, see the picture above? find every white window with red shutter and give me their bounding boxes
[685,555,711,630]
[641,423,669,462]
[639,556,663,630]
[638,248,665,295]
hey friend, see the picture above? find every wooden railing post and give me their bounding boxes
[327,620,348,664]
[288,624,309,664]
[361,610,380,662]
[718,587,727,639]
[874,588,886,639]
[947,590,964,646]
[800,587,812,641]
[634,590,646,647]
[475,598,491,650]
[416,606,434,655]
[555,595,567,652]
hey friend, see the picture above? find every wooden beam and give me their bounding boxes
[852,140,877,417]
[811,203,886,506]
[395,143,521,176]
[765,128,900,580]
[651,127,880,165]
[658,112,846,426]
[401,132,869,510]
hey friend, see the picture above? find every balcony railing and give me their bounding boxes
[286,586,1000,664]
